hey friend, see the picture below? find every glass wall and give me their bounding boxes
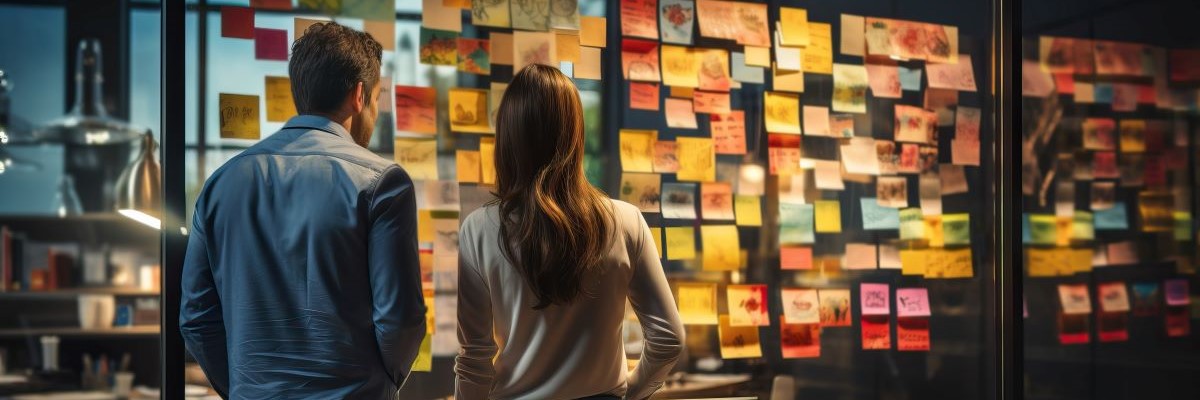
[1021,0,1200,398]
[169,0,1006,398]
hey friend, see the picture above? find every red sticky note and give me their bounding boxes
[629,82,659,111]
[221,6,254,39]
[251,0,293,10]
[781,246,812,270]
[1166,306,1191,337]
[861,315,891,350]
[1058,314,1090,344]
[1097,313,1128,342]
[780,318,821,359]
[255,28,289,61]
[897,317,930,351]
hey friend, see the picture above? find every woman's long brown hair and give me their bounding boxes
[492,64,615,310]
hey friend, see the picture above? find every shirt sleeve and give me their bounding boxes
[179,211,230,397]
[454,215,497,400]
[367,165,428,386]
[625,209,685,400]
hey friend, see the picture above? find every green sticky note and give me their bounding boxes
[899,208,925,240]
[1174,211,1192,241]
[942,213,971,246]
[780,202,815,244]
[1028,214,1058,245]
[1072,212,1094,240]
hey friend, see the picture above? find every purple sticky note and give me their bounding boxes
[896,288,931,318]
[255,28,288,61]
[860,283,890,316]
[1165,279,1190,306]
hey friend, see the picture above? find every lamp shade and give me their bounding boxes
[115,131,161,229]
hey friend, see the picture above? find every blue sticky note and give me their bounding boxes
[1094,202,1129,230]
[731,52,765,84]
[899,67,922,91]
[780,202,815,244]
[1094,83,1114,104]
[1022,213,1031,244]
[860,198,900,230]
[559,61,575,78]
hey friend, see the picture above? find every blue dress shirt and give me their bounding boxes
[180,115,427,399]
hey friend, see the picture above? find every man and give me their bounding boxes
[180,22,426,398]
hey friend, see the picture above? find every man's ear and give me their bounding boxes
[349,81,365,113]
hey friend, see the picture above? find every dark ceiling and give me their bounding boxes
[1023,0,1200,48]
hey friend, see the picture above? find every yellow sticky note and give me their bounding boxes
[900,249,927,276]
[619,129,656,172]
[651,227,663,256]
[676,282,718,325]
[779,7,810,47]
[411,333,433,372]
[670,86,695,98]
[718,315,763,359]
[264,76,297,122]
[661,45,700,88]
[802,22,833,75]
[701,225,740,271]
[417,210,435,243]
[219,93,260,140]
[772,62,805,93]
[456,150,481,183]
[423,288,435,334]
[665,227,697,260]
[1026,248,1059,277]
[676,137,716,182]
[814,200,842,233]
[744,45,771,67]
[1069,248,1094,274]
[924,215,944,248]
[734,195,762,226]
[939,248,973,278]
[580,16,606,48]
[480,138,496,185]
[1055,216,1072,247]
[556,33,581,63]
[448,88,492,134]
[763,91,802,134]
[394,138,439,181]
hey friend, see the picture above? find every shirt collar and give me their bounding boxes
[282,115,354,142]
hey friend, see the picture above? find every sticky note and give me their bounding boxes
[818,289,852,326]
[780,202,814,244]
[701,225,740,271]
[665,227,696,260]
[218,93,260,140]
[814,200,842,233]
[480,138,496,185]
[676,282,718,325]
[781,288,820,324]
[456,150,481,183]
[651,227,663,255]
[394,138,438,181]
[781,246,812,270]
[718,315,763,359]
[676,137,716,182]
[727,284,770,326]
[264,76,297,122]
[734,195,762,226]
[861,198,900,230]
[896,288,931,317]
[899,208,925,240]
[860,283,890,316]
[899,66,922,91]
[580,16,607,48]
[900,249,927,276]
[254,28,288,61]
[620,129,656,172]
[221,6,255,39]
[942,213,970,246]
[1094,202,1129,230]
[843,243,877,269]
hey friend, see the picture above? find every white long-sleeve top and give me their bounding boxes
[454,199,685,400]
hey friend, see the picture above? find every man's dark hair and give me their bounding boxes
[288,22,383,115]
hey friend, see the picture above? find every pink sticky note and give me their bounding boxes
[896,288,931,317]
[1165,279,1190,306]
[860,283,890,316]
[255,28,288,61]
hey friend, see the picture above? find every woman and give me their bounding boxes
[455,65,685,400]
